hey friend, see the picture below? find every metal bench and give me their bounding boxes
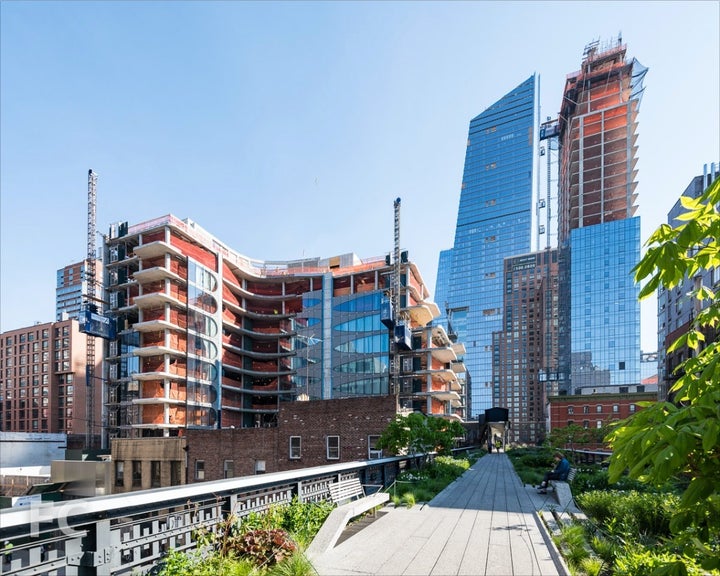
[306,476,390,557]
[548,467,578,511]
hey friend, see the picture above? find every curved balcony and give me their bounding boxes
[133,266,184,284]
[430,390,462,404]
[131,370,184,381]
[222,341,293,360]
[451,343,466,356]
[134,319,182,332]
[431,347,457,364]
[134,291,184,309]
[223,363,295,378]
[431,326,452,347]
[133,345,185,358]
[133,241,183,260]
[222,319,296,340]
[404,301,440,327]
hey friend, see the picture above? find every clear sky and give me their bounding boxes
[1,1,718,354]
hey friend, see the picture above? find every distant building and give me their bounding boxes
[657,163,720,398]
[0,320,102,449]
[56,259,103,322]
[494,249,559,444]
[547,391,656,442]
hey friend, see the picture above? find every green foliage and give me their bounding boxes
[576,490,678,539]
[613,548,709,576]
[506,446,555,485]
[265,552,316,576]
[553,523,590,570]
[376,412,464,455]
[401,492,416,508]
[391,455,474,503]
[236,498,333,548]
[155,548,258,576]
[607,176,720,571]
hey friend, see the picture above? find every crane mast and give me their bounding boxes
[85,169,98,449]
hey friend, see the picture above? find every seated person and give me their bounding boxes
[537,452,570,493]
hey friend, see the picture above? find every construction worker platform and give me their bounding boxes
[310,452,569,576]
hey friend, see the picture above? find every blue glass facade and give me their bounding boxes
[569,218,640,392]
[439,76,537,416]
[297,289,389,400]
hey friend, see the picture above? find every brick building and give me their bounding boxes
[0,320,102,448]
[111,395,397,491]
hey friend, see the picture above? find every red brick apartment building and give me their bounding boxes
[548,391,656,438]
[0,320,102,448]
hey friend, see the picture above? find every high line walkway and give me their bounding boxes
[310,452,569,576]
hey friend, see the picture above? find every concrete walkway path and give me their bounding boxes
[310,452,568,576]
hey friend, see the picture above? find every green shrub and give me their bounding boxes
[266,551,316,576]
[576,490,678,541]
[613,548,710,576]
[402,492,416,508]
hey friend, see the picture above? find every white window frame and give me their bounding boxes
[368,435,382,459]
[289,436,301,459]
[195,460,205,480]
[327,435,340,460]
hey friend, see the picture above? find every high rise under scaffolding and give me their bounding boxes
[557,37,647,394]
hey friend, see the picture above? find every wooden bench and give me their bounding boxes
[306,477,390,557]
[548,467,577,511]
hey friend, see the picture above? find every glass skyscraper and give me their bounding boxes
[437,75,538,416]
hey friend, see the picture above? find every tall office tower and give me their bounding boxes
[103,215,464,441]
[557,38,647,394]
[657,163,720,398]
[56,260,103,321]
[438,75,538,416]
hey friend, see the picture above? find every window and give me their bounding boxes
[596,421,603,429]
[583,420,590,429]
[583,405,589,414]
[368,435,382,459]
[596,405,602,413]
[151,461,161,488]
[327,435,340,460]
[612,405,619,413]
[132,461,142,487]
[115,461,124,486]
[567,406,574,415]
[629,404,636,413]
[195,460,205,481]
[170,461,182,486]
[223,460,234,479]
[289,436,301,459]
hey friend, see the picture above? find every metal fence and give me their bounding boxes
[0,456,413,576]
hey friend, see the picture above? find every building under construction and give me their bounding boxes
[103,214,465,440]
[557,37,646,394]
[558,38,647,242]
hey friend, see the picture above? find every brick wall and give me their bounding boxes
[185,395,397,482]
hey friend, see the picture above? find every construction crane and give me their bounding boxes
[85,169,98,449]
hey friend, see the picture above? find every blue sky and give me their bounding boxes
[2,1,718,353]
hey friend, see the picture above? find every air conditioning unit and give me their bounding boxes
[369,449,383,460]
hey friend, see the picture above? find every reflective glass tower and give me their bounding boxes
[437,76,537,416]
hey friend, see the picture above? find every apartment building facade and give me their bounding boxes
[103,214,465,442]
